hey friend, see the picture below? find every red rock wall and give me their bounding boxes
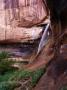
[0,0,48,42]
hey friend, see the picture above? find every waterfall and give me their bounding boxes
[37,23,50,54]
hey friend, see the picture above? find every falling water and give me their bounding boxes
[37,23,50,54]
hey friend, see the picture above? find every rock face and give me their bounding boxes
[0,0,48,43]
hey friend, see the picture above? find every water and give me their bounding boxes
[37,23,50,54]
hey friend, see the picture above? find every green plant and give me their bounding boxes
[0,52,17,74]
[0,81,19,90]
[0,68,45,90]
[60,86,67,90]
[31,69,45,86]
[9,68,45,86]
[0,52,45,90]
[0,52,9,60]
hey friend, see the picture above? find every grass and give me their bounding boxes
[0,51,45,90]
[31,68,45,86]
[0,69,45,90]
[0,81,18,90]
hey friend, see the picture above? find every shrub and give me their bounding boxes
[0,81,19,90]
[0,52,45,90]
[0,52,9,60]
[60,86,67,90]
[0,52,16,74]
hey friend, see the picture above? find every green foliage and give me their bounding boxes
[0,70,16,82]
[9,68,45,86]
[9,70,32,81]
[31,69,45,86]
[0,81,18,90]
[0,51,45,90]
[0,52,16,74]
[60,86,67,90]
[0,68,45,90]
[0,60,15,74]
[0,52,9,60]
